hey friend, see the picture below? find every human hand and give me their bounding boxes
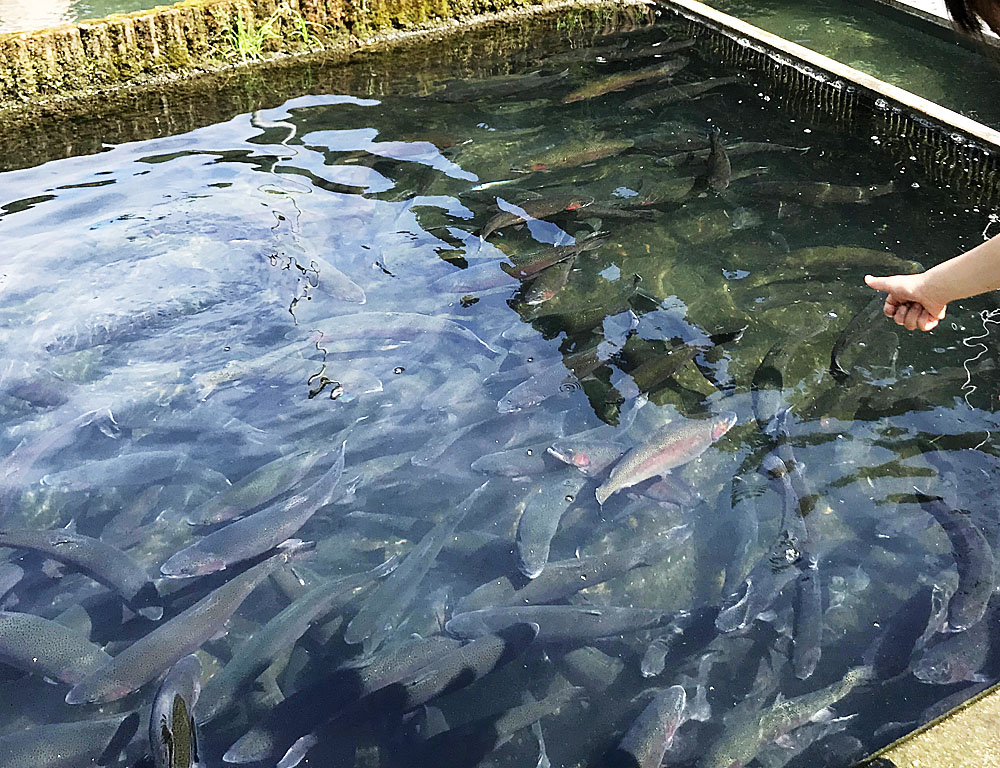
[864,273,947,332]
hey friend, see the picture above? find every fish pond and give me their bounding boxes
[1,7,999,768]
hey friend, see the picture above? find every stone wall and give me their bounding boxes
[0,0,594,109]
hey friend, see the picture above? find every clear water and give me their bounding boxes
[703,0,1000,130]
[0,10,999,768]
[0,0,181,33]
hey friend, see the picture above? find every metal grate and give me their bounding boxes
[660,1,1000,205]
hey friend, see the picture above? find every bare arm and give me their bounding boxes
[865,233,1000,331]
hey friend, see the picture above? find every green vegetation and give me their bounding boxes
[228,9,283,63]
[291,13,325,48]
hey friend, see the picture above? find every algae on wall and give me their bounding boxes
[0,2,653,171]
[0,0,628,108]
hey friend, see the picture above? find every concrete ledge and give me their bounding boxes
[0,0,624,111]
[655,0,1000,202]
[850,0,999,51]
[0,0,651,171]
[857,680,1000,767]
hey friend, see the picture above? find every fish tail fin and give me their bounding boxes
[595,485,611,505]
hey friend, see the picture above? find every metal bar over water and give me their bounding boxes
[653,0,1000,204]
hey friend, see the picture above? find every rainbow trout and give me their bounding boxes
[750,180,895,205]
[601,686,687,768]
[700,666,872,768]
[706,125,731,191]
[481,196,594,239]
[150,655,201,768]
[160,442,346,578]
[0,528,162,619]
[562,58,689,103]
[596,412,737,504]
[0,715,137,768]
[0,611,112,686]
[66,544,306,704]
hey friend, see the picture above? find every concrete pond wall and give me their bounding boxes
[0,0,653,170]
[0,0,644,112]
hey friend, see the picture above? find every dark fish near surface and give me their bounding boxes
[313,311,499,355]
[151,654,201,768]
[463,526,690,612]
[657,140,809,167]
[752,316,830,432]
[40,449,188,491]
[750,180,895,205]
[792,552,822,680]
[600,37,697,63]
[0,610,112,685]
[283,624,540,768]
[66,545,304,705]
[481,196,594,239]
[446,605,668,642]
[515,471,589,579]
[547,438,627,477]
[498,347,607,414]
[224,635,461,766]
[189,448,325,525]
[717,458,805,633]
[39,292,224,354]
[917,491,995,632]
[430,69,568,102]
[345,483,484,654]
[624,76,740,109]
[700,666,872,768]
[706,126,731,191]
[409,685,583,768]
[0,528,163,619]
[601,685,687,768]
[912,594,1000,684]
[829,293,891,383]
[471,440,551,477]
[300,254,366,304]
[198,556,397,723]
[865,585,936,681]
[596,412,737,504]
[627,327,745,397]
[562,58,690,103]
[0,714,138,768]
[502,232,609,280]
[161,443,346,578]
[523,257,574,306]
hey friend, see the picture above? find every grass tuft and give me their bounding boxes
[229,9,282,63]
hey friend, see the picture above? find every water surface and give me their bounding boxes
[0,11,999,768]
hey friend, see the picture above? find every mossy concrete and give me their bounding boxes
[0,1,651,171]
[0,0,639,112]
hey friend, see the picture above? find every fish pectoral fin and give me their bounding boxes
[277,734,319,768]
[809,706,837,724]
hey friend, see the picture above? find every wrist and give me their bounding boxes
[916,266,956,308]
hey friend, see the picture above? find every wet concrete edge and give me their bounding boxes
[0,0,642,114]
[654,0,1000,202]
